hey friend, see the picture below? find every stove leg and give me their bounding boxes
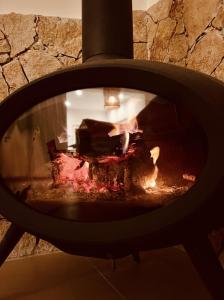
[0,224,25,267]
[183,234,224,300]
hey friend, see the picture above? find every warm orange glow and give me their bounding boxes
[183,173,196,182]
[144,165,159,189]
[143,146,160,190]
[150,146,160,165]
[109,118,139,136]
[108,118,141,154]
[150,181,156,188]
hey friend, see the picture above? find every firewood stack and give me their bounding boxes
[75,119,155,192]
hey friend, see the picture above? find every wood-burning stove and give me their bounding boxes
[0,1,224,299]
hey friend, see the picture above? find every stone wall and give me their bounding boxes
[0,12,148,102]
[146,0,224,79]
[0,0,223,258]
[0,14,82,101]
[1,0,224,103]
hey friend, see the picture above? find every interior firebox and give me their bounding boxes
[0,87,206,221]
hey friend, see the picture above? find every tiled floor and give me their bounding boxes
[0,247,212,300]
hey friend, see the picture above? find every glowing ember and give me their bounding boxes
[149,179,156,188]
[183,173,196,182]
[49,114,195,201]
[54,153,90,188]
[53,151,132,193]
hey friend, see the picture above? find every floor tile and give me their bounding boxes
[0,247,215,300]
[91,247,213,300]
[0,253,121,300]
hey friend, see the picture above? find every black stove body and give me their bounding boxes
[0,1,224,299]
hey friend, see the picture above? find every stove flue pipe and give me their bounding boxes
[82,0,133,62]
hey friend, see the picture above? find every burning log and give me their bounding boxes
[49,118,161,194]
[76,119,121,156]
[75,119,157,193]
[76,119,142,157]
[90,159,127,192]
[124,141,157,193]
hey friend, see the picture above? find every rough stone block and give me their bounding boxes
[187,31,224,74]
[133,10,148,42]
[150,18,176,61]
[38,16,82,58]
[19,50,62,82]
[0,67,8,101]
[0,53,10,64]
[3,58,28,92]
[183,0,220,46]
[147,0,173,23]
[168,34,188,62]
[212,5,224,30]
[0,39,10,53]
[1,13,36,57]
[214,60,224,81]
[134,43,148,60]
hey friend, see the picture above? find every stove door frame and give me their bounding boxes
[0,60,224,256]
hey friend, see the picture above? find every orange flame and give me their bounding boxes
[109,118,141,154]
[150,146,160,165]
[122,131,130,154]
[144,146,160,189]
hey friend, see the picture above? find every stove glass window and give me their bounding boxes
[0,88,207,221]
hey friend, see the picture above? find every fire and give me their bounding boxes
[146,165,158,188]
[144,146,160,189]
[109,118,139,137]
[52,152,127,193]
[121,131,130,154]
[52,113,162,194]
[109,118,142,154]
[182,173,196,182]
[150,146,160,165]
